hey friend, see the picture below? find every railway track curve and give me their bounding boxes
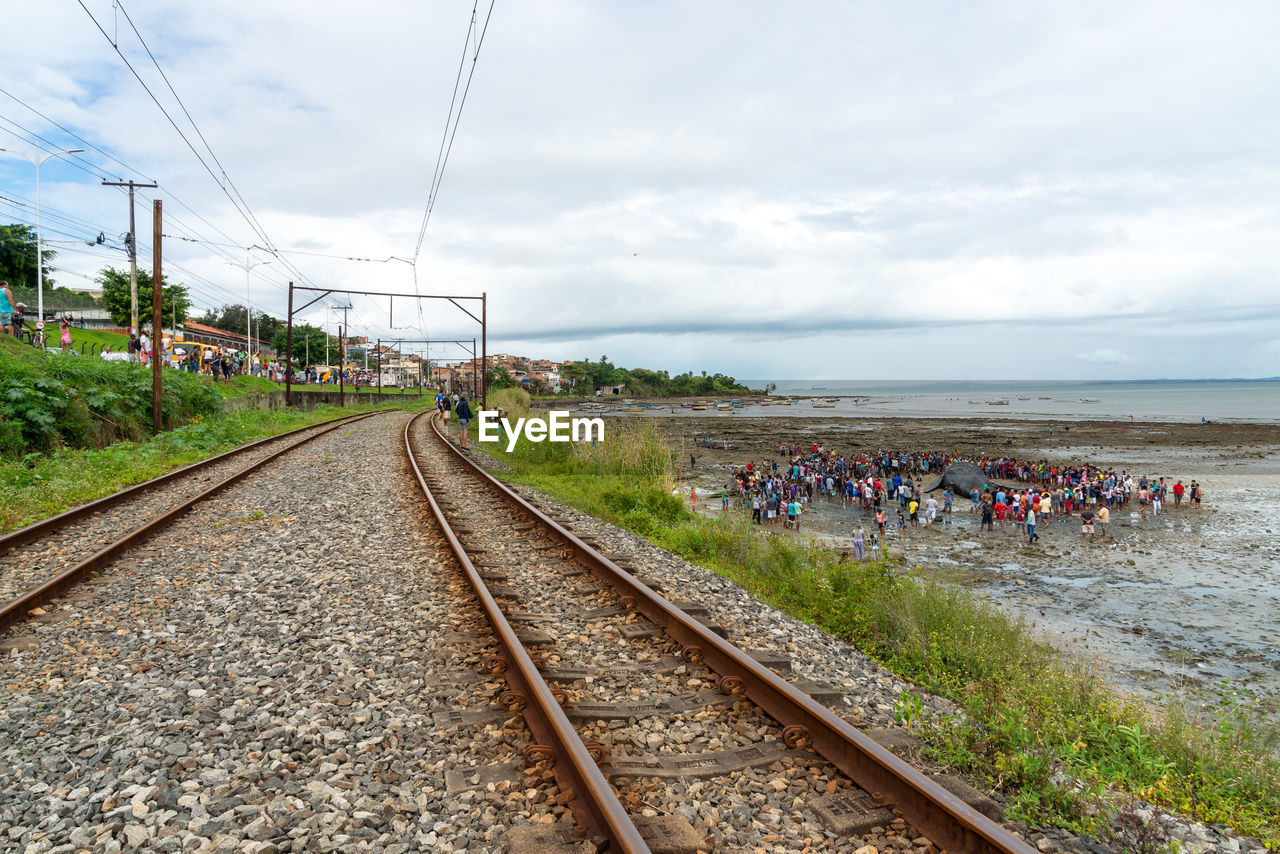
[404,410,1037,853]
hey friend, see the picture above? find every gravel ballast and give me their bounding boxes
[1,411,1268,854]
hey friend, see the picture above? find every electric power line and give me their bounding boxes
[0,85,155,181]
[412,0,496,263]
[75,0,319,292]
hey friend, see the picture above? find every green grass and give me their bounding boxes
[12,324,129,354]
[62,327,129,353]
[475,418,1280,847]
[0,398,424,535]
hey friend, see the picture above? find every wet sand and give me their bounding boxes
[663,415,1280,714]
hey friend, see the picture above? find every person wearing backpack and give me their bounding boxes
[455,394,474,449]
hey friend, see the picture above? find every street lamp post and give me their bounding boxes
[227,252,270,372]
[0,144,84,321]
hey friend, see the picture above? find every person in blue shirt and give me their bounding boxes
[0,281,14,337]
[455,394,474,449]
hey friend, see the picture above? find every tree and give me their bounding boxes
[486,365,516,389]
[195,304,248,336]
[271,324,331,367]
[560,361,589,392]
[97,266,191,329]
[0,223,57,294]
[196,303,284,343]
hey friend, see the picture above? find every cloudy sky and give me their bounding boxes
[2,1,1278,380]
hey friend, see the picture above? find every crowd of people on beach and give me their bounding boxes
[705,441,1204,555]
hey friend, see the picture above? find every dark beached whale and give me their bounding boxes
[923,463,1016,495]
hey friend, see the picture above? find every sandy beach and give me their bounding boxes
[657,414,1280,715]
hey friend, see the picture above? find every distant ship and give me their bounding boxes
[1080,398,1101,403]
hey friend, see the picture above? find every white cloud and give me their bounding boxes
[1,0,1278,379]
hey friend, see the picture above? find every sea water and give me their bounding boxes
[734,379,1280,424]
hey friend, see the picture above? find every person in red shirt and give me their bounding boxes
[1173,480,1185,507]
[994,499,1008,530]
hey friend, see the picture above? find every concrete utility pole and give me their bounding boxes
[227,250,270,366]
[102,179,158,336]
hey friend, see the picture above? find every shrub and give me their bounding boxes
[0,339,223,456]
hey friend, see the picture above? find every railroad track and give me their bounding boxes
[0,408,393,634]
[404,411,1037,854]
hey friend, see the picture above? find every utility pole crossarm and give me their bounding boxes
[102,180,158,337]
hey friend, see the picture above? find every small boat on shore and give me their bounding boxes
[1080,398,1101,404]
[987,399,1010,405]
[968,400,983,405]
[716,403,734,411]
[691,404,707,411]
[1017,395,1031,400]
[812,402,837,408]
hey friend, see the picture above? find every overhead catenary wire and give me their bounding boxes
[1,194,276,311]
[0,85,156,182]
[0,108,299,313]
[0,108,296,303]
[411,0,495,262]
[74,0,320,292]
[159,233,413,264]
[9,5,497,346]
[409,0,495,331]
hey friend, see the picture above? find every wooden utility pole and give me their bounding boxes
[151,200,163,435]
[481,292,487,409]
[285,282,294,406]
[102,179,158,337]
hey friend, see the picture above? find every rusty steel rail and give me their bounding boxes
[0,408,392,557]
[403,412,650,853]
[424,416,1038,854]
[0,409,392,635]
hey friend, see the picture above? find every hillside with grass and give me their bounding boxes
[0,336,223,456]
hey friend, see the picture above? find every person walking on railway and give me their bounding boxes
[455,394,474,449]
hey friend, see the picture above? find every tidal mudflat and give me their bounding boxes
[670,415,1280,713]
